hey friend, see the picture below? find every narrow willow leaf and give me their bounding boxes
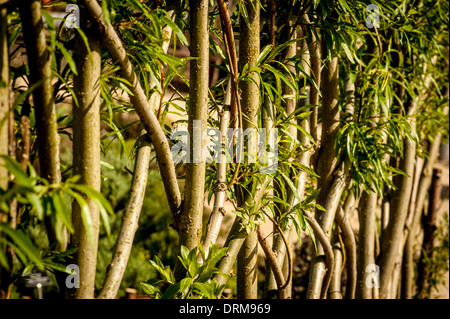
[66,190,94,248]
[0,155,31,187]
[0,224,43,269]
[279,171,302,209]
[55,42,77,75]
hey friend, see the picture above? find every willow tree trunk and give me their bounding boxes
[416,168,442,299]
[0,1,10,300]
[18,0,66,251]
[98,13,176,297]
[307,43,341,299]
[315,51,340,205]
[70,14,102,299]
[356,190,377,299]
[0,2,9,191]
[80,0,181,223]
[265,24,298,299]
[177,0,209,255]
[378,102,416,299]
[236,0,260,299]
[403,103,448,298]
[98,136,151,299]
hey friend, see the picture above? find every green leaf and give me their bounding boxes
[341,42,355,64]
[257,45,273,65]
[67,190,94,248]
[0,247,10,271]
[140,282,162,298]
[0,224,43,269]
[55,42,77,75]
[193,282,213,299]
[313,0,320,9]
[279,171,303,211]
[0,155,32,187]
[69,184,113,237]
[304,188,320,205]
[179,277,193,296]
[52,191,74,233]
[26,192,44,221]
[160,14,188,46]
[162,282,180,299]
[70,184,114,215]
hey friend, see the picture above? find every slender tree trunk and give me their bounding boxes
[0,2,9,191]
[304,14,321,155]
[356,190,377,299]
[0,2,10,300]
[257,226,287,298]
[177,0,209,266]
[266,24,300,298]
[315,52,340,204]
[70,13,102,298]
[416,168,442,299]
[18,0,66,251]
[335,204,357,299]
[329,231,343,299]
[214,177,271,294]
[202,81,231,257]
[378,102,416,299]
[307,161,348,299]
[80,0,182,223]
[236,0,260,299]
[403,103,448,298]
[98,10,176,297]
[401,154,424,299]
[98,136,151,299]
[303,208,335,299]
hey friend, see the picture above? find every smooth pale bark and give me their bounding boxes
[237,230,258,299]
[306,161,348,299]
[98,137,151,299]
[80,0,182,222]
[177,0,209,259]
[329,232,343,299]
[356,190,377,299]
[257,226,288,299]
[303,208,335,299]
[18,0,66,251]
[403,103,448,298]
[70,16,102,299]
[236,0,260,299]
[308,46,341,297]
[378,103,417,299]
[98,12,175,297]
[201,82,231,257]
[0,3,9,191]
[266,26,299,298]
[315,53,340,205]
[0,2,10,300]
[401,155,424,299]
[304,14,321,152]
[214,177,271,293]
[416,168,442,298]
[335,204,357,299]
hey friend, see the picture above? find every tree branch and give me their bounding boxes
[79,0,182,224]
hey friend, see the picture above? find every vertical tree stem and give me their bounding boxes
[18,0,66,250]
[378,102,416,299]
[80,0,182,223]
[236,0,260,299]
[177,0,209,253]
[71,12,102,298]
[356,190,377,299]
[98,137,151,299]
[0,2,8,191]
